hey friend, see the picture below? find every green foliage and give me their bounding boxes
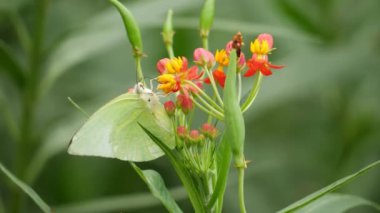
[278,160,380,212]
[139,124,207,212]
[0,162,50,212]
[131,163,183,213]
[296,193,380,213]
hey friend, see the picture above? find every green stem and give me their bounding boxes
[204,66,224,107]
[241,73,263,113]
[202,36,209,50]
[238,167,246,213]
[166,44,175,59]
[192,97,224,121]
[184,80,223,112]
[135,56,144,84]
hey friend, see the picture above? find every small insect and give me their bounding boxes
[68,83,175,162]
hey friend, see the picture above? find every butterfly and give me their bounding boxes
[68,83,175,162]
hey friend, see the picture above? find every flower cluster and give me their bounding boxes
[156,33,283,115]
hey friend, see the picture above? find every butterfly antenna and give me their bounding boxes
[68,97,90,118]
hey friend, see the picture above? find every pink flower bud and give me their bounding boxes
[238,52,246,69]
[225,41,233,54]
[193,48,215,68]
[201,123,218,139]
[176,94,193,114]
[177,126,187,139]
[225,41,245,70]
[189,129,204,143]
[164,101,176,116]
[257,33,273,49]
[156,58,170,74]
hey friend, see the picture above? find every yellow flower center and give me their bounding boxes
[250,39,270,55]
[157,74,177,93]
[215,49,229,67]
[165,57,184,74]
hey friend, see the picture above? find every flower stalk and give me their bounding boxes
[162,9,175,59]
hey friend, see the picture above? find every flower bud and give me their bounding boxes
[257,33,273,49]
[176,94,193,114]
[201,123,218,139]
[177,126,188,139]
[199,0,215,38]
[164,101,176,116]
[189,129,204,143]
[110,0,143,56]
[193,48,215,68]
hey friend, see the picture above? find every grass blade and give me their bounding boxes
[277,160,380,213]
[0,162,51,213]
[296,193,380,213]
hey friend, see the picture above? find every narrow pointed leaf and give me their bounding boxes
[139,124,207,213]
[207,135,231,208]
[0,162,51,213]
[296,193,380,213]
[131,163,183,213]
[278,160,380,213]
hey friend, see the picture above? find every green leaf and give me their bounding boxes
[131,163,183,213]
[139,124,207,213]
[0,40,25,87]
[207,135,231,210]
[54,187,186,213]
[0,162,51,213]
[0,90,19,141]
[0,195,5,213]
[277,160,380,213]
[296,193,380,213]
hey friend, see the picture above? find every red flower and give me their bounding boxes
[204,69,226,88]
[244,33,284,77]
[244,56,284,77]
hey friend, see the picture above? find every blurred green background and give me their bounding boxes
[1,0,379,212]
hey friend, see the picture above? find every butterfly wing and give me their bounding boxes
[68,92,175,162]
[111,92,175,161]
